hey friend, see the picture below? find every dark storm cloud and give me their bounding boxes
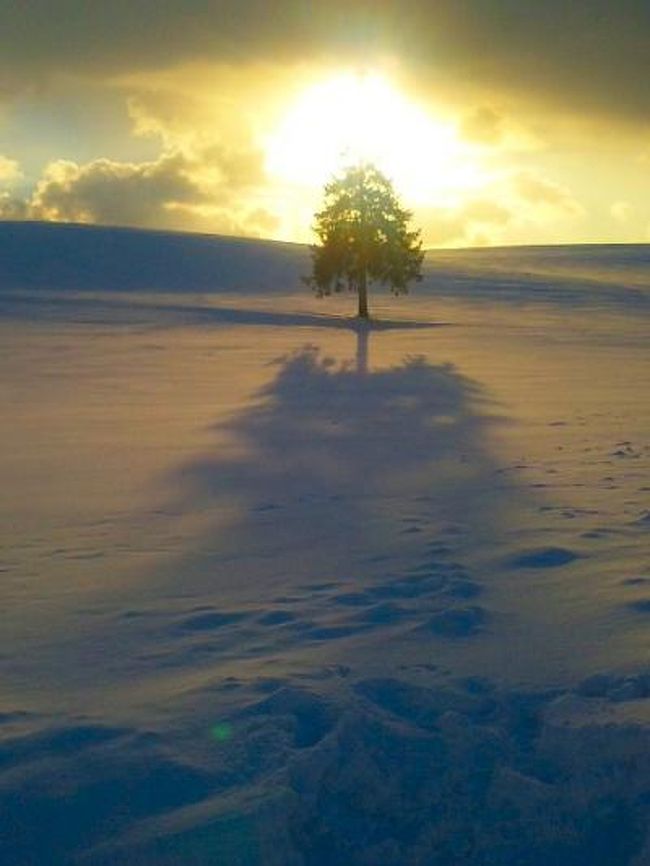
[1,1,648,123]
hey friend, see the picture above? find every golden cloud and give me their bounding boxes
[2,145,275,236]
[0,192,28,219]
[418,198,513,248]
[460,107,504,146]
[0,155,22,184]
[417,168,586,247]
[513,171,584,217]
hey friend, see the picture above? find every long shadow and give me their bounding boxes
[1,331,510,866]
[156,331,511,657]
[4,332,648,866]
[0,290,450,330]
[176,341,490,513]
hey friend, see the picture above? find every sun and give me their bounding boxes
[265,72,488,207]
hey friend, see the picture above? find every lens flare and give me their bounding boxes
[210,722,233,742]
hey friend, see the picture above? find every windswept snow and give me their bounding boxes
[1,223,648,865]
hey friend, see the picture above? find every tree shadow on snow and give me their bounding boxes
[0,289,448,331]
[158,331,514,656]
[80,334,648,866]
[4,331,649,866]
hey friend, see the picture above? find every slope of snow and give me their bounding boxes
[1,223,648,865]
[0,221,309,294]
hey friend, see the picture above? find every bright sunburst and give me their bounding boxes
[265,72,488,206]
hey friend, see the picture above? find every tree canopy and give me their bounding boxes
[306,163,424,319]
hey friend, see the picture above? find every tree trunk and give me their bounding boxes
[357,270,369,319]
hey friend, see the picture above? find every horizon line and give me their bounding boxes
[1,219,648,255]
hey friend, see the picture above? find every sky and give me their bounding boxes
[1,1,649,248]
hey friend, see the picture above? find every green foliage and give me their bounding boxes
[307,163,424,316]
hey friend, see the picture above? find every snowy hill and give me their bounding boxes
[1,221,648,310]
[0,221,309,294]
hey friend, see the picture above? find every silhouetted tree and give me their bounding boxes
[307,163,424,319]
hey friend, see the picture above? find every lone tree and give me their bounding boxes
[307,163,424,319]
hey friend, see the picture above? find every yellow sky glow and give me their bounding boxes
[265,73,490,207]
[2,51,648,247]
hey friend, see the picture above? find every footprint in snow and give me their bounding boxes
[418,605,488,638]
[175,610,247,632]
[627,599,650,614]
[507,547,580,569]
[257,610,297,626]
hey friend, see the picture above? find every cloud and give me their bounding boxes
[1,1,648,124]
[0,156,24,218]
[163,201,279,236]
[418,169,585,247]
[461,200,511,226]
[0,192,28,219]
[0,155,22,183]
[458,105,541,152]
[27,153,206,227]
[1,144,275,236]
[0,71,281,237]
[460,107,504,145]
[419,197,514,247]
[125,88,267,185]
[513,171,583,217]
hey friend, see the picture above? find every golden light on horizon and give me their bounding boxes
[264,72,490,206]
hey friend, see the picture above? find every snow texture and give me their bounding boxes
[1,223,649,864]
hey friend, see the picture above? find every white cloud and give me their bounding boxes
[27,153,204,226]
[0,110,277,236]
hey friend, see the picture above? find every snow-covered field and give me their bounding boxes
[1,222,649,865]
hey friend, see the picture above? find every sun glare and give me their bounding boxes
[265,72,487,206]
